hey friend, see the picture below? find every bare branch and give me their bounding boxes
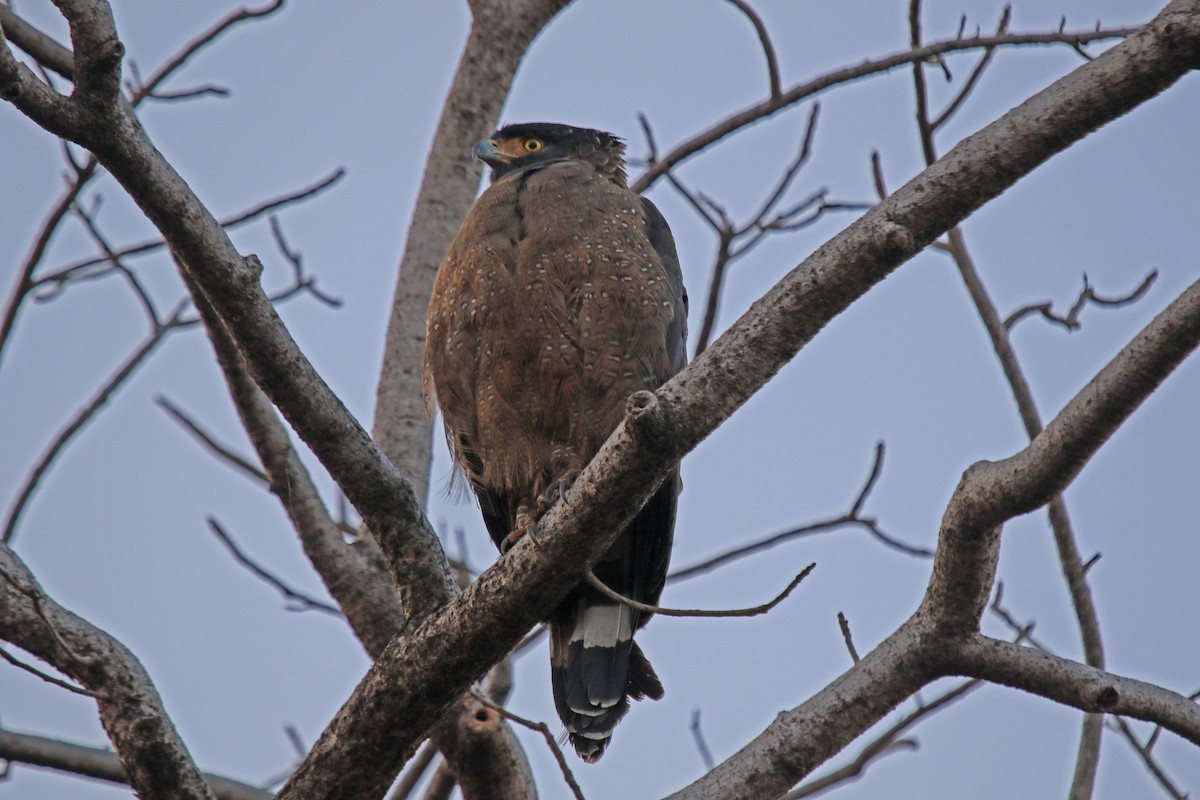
[783,679,979,799]
[2,314,183,544]
[0,727,271,800]
[207,518,343,616]
[951,636,1200,745]
[724,0,782,98]
[157,396,269,485]
[631,23,1137,193]
[837,612,860,664]
[1110,716,1190,800]
[469,693,585,800]
[0,644,93,696]
[388,741,438,800]
[669,443,929,583]
[126,0,285,105]
[0,544,215,799]
[1004,270,1158,331]
[932,5,1011,130]
[690,709,716,771]
[35,169,346,290]
[585,563,814,619]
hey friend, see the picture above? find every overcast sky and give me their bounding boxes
[2,1,1198,798]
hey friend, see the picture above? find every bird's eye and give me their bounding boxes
[522,138,543,152]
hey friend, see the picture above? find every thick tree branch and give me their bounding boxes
[0,728,271,800]
[950,636,1200,745]
[0,544,214,800]
[188,275,533,798]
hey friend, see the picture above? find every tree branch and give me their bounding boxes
[0,727,271,800]
[951,636,1200,745]
[0,544,215,799]
[629,24,1138,193]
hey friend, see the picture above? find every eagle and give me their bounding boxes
[423,122,687,761]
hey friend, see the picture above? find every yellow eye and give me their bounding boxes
[522,138,543,152]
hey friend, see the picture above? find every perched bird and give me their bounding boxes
[423,122,687,761]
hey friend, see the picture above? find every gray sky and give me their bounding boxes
[2,1,1198,797]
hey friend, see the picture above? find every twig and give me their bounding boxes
[69,197,162,325]
[837,612,860,664]
[0,645,94,696]
[268,216,342,308]
[669,443,929,583]
[724,0,781,98]
[1004,271,1158,332]
[156,397,269,485]
[388,740,438,800]
[690,709,715,771]
[206,518,343,616]
[147,84,230,101]
[2,316,184,544]
[126,0,285,105]
[931,5,1011,130]
[0,156,99,367]
[631,24,1136,194]
[469,693,585,800]
[783,679,980,799]
[869,150,888,201]
[586,563,814,619]
[1110,717,1189,800]
[35,169,346,290]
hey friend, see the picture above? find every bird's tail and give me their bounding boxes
[550,599,664,762]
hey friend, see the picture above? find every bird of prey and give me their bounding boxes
[423,122,687,761]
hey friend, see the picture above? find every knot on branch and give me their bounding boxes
[1095,686,1120,711]
[0,71,20,101]
[1157,11,1200,66]
[625,390,658,419]
[243,253,265,279]
[873,219,917,262]
[94,39,126,75]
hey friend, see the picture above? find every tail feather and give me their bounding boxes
[551,600,662,762]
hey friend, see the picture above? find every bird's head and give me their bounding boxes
[473,122,627,185]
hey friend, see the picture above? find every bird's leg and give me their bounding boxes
[501,504,541,553]
[537,468,580,513]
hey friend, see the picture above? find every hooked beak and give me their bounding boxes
[472,138,506,166]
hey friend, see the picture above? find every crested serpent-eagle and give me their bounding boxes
[424,122,687,761]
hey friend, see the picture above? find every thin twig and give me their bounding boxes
[469,692,585,800]
[586,563,814,619]
[631,24,1135,193]
[156,397,269,485]
[932,5,1011,129]
[388,740,439,800]
[127,0,285,105]
[35,169,346,289]
[783,679,980,799]
[724,0,782,98]
[1004,271,1158,331]
[669,443,929,583]
[0,157,99,367]
[207,518,343,616]
[2,316,184,544]
[690,709,716,771]
[1109,716,1189,800]
[0,645,94,697]
[837,612,860,664]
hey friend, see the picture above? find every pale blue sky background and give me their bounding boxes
[2,1,1198,798]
